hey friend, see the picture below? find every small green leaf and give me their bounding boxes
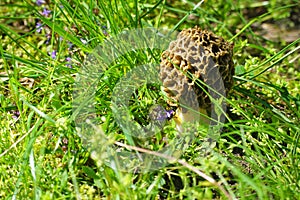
[82,166,100,179]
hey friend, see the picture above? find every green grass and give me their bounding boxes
[1,0,299,199]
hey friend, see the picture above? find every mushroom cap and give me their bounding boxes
[159,27,234,124]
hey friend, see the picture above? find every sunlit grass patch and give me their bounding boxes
[0,0,299,199]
